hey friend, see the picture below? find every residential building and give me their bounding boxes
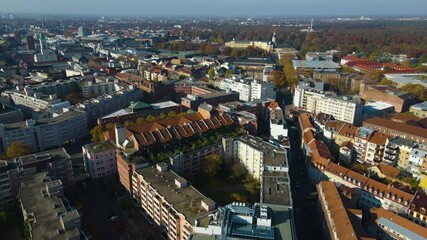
[76,85,143,123]
[131,164,217,240]
[20,173,80,240]
[409,101,427,118]
[353,127,374,163]
[0,160,19,209]
[363,117,427,144]
[268,101,288,140]
[365,132,389,165]
[361,85,418,113]
[408,192,427,228]
[385,137,417,169]
[105,106,235,151]
[82,141,117,179]
[219,78,275,102]
[2,87,63,111]
[384,73,427,89]
[408,145,427,179]
[223,134,289,181]
[293,85,363,124]
[169,143,223,177]
[316,181,371,240]
[16,148,75,184]
[368,164,400,181]
[0,110,88,153]
[181,91,239,111]
[77,26,89,37]
[366,208,427,240]
[193,202,296,240]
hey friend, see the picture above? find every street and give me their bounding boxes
[288,120,321,240]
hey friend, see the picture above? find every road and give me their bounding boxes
[288,120,321,240]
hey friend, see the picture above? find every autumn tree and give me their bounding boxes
[230,192,247,202]
[401,84,427,101]
[203,154,223,178]
[146,115,157,122]
[90,125,105,142]
[225,69,233,78]
[269,70,287,88]
[6,141,32,158]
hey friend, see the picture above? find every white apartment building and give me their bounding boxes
[293,85,363,124]
[223,135,289,181]
[220,78,275,102]
[2,89,62,111]
[0,110,88,153]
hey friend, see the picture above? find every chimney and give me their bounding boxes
[115,125,126,147]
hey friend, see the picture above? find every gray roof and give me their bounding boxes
[410,101,427,111]
[377,217,425,240]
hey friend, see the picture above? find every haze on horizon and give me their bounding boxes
[2,0,426,17]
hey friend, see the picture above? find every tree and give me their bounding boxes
[167,111,178,119]
[203,154,223,178]
[401,84,427,101]
[136,117,145,125]
[208,67,216,80]
[157,113,167,120]
[14,67,21,76]
[6,141,32,158]
[379,78,394,86]
[124,121,133,127]
[230,192,247,202]
[225,69,233,78]
[146,115,157,122]
[243,175,260,196]
[90,125,105,142]
[269,70,287,88]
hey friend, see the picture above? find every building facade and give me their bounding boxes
[82,141,117,179]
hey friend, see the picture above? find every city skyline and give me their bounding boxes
[2,0,427,17]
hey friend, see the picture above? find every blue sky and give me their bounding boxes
[2,0,426,16]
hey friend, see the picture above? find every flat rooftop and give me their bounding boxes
[83,141,115,154]
[262,171,292,206]
[136,166,215,225]
[19,148,70,166]
[385,73,427,88]
[292,60,340,69]
[237,135,288,167]
[410,101,427,111]
[20,172,80,240]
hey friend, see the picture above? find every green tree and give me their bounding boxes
[157,113,167,120]
[243,175,260,196]
[203,154,223,178]
[90,125,105,142]
[6,141,32,158]
[14,67,21,76]
[208,67,216,80]
[225,69,233,78]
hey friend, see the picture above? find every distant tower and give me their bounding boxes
[271,31,277,46]
[39,33,46,54]
[78,26,89,37]
[41,18,46,28]
[309,18,314,32]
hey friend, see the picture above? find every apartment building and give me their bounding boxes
[76,85,143,123]
[169,143,223,177]
[316,181,371,240]
[0,110,88,153]
[383,137,416,167]
[364,117,427,144]
[181,91,239,111]
[365,132,389,165]
[366,208,427,239]
[408,192,427,227]
[409,101,427,118]
[82,141,117,179]
[268,101,288,140]
[353,127,374,163]
[2,88,62,111]
[20,173,81,240]
[219,77,275,102]
[106,106,235,151]
[408,145,427,179]
[293,85,363,124]
[131,164,216,240]
[0,160,19,209]
[223,134,289,181]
